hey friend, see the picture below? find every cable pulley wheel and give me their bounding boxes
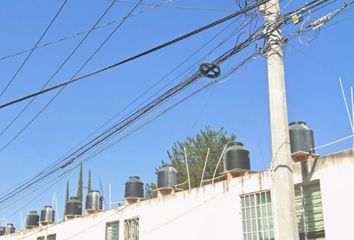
[199,63,221,79]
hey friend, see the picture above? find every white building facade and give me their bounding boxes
[1,149,353,240]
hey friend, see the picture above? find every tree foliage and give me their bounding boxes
[77,162,83,202]
[64,180,69,216]
[88,170,92,193]
[145,126,236,198]
[145,182,157,199]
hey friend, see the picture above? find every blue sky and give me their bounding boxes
[0,0,353,227]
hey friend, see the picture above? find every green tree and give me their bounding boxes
[77,162,83,202]
[145,127,236,198]
[88,170,92,193]
[145,183,157,198]
[64,180,69,216]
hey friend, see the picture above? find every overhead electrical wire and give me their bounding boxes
[0,0,177,62]
[0,12,248,209]
[0,0,270,111]
[6,2,340,220]
[92,15,257,150]
[0,0,337,212]
[64,0,339,179]
[325,4,354,27]
[117,16,258,132]
[0,25,261,208]
[0,15,250,210]
[49,16,246,163]
[0,0,70,99]
[297,0,354,30]
[0,0,136,198]
[52,35,262,169]
[113,0,234,12]
[0,0,327,208]
[2,50,262,218]
[0,0,117,137]
[0,0,143,153]
[80,53,262,165]
[1,16,275,214]
[0,28,282,209]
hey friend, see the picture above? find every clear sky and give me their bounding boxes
[0,0,353,228]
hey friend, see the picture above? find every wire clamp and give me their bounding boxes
[199,63,221,79]
[291,14,301,24]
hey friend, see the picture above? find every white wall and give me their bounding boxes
[1,149,353,240]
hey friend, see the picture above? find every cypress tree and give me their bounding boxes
[64,180,69,216]
[88,170,92,193]
[77,162,83,202]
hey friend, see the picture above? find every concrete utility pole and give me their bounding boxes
[262,0,299,239]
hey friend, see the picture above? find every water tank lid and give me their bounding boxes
[129,176,140,179]
[227,142,244,147]
[70,196,79,200]
[6,224,13,226]
[44,205,52,208]
[89,190,100,193]
[289,121,307,126]
[162,164,172,167]
[29,211,37,214]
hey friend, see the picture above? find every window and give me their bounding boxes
[240,181,325,240]
[106,221,119,240]
[47,234,56,240]
[240,191,274,240]
[37,237,45,240]
[295,182,325,240]
[124,218,139,240]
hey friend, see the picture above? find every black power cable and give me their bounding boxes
[0,30,260,207]
[0,16,246,209]
[0,0,143,153]
[0,0,176,62]
[0,0,117,139]
[0,0,332,210]
[2,51,261,218]
[0,0,270,110]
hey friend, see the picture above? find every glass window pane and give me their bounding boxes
[241,191,273,240]
[246,208,251,220]
[251,206,256,219]
[124,218,139,240]
[295,181,325,238]
[47,235,56,240]
[106,221,119,240]
[250,195,255,206]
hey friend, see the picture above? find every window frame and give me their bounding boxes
[105,220,120,240]
[240,191,274,240]
[124,217,139,240]
[240,180,325,240]
[46,234,56,240]
[295,180,326,240]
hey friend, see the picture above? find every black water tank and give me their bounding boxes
[5,224,15,234]
[26,211,39,228]
[85,190,103,212]
[157,164,178,188]
[224,142,250,171]
[289,121,315,153]
[0,227,5,236]
[40,206,55,224]
[65,197,82,216]
[125,176,144,199]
